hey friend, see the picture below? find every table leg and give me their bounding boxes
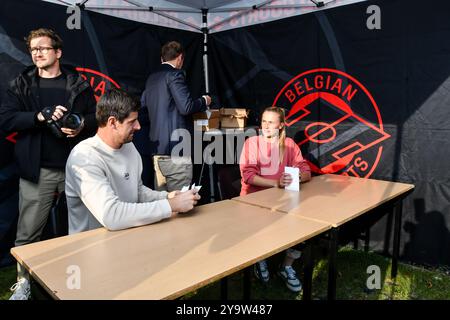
[364,227,371,252]
[327,228,338,300]
[243,267,251,300]
[302,241,313,301]
[208,163,215,203]
[220,277,228,300]
[30,278,52,300]
[391,200,403,278]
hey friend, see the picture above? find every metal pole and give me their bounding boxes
[392,200,403,278]
[302,241,314,300]
[202,9,209,94]
[202,9,215,203]
[327,228,338,300]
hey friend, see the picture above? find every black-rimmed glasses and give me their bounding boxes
[30,46,55,55]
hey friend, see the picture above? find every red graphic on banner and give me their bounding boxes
[76,67,121,101]
[5,132,17,144]
[273,68,390,178]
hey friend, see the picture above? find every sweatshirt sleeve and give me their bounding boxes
[138,181,169,202]
[239,137,260,185]
[286,138,311,174]
[66,151,172,231]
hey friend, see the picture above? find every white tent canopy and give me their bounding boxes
[42,0,368,92]
[43,0,368,33]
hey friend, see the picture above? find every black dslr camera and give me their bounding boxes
[41,106,84,138]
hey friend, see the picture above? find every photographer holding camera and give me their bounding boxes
[0,28,96,300]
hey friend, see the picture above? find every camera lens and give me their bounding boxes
[63,114,83,130]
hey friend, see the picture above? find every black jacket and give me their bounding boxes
[0,64,97,183]
[140,63,207,155]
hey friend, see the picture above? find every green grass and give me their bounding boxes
[1,247,450,300]
[310,246,450,300]
[0,265,16,300]
[183,247,450,300]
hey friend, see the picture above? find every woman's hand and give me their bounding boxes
[277,173,293,188]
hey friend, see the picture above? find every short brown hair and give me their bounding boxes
[161,41,184,62]
[25,28,63,50]
[96,89,141,127]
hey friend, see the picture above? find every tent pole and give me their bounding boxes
[202,9,215,204]
[202,8,209,94]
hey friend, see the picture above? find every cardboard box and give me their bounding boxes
[220,108,249,128]
[192,109,220,131]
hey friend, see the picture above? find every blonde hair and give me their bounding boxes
[262,106,286,163]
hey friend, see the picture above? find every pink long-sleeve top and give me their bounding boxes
[239,135,311,196]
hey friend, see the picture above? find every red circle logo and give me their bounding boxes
[273,68,390,178]
[76,67,120,101]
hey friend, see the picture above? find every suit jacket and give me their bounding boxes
[141,63,206,155]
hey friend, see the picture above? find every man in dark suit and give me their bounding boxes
[141,41,211,191]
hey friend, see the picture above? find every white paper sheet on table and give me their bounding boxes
[284,166,300,192]
[180,183,202,193]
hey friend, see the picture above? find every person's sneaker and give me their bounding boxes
[278,265,302,292]
[9,278,31,300]
[254,260,270,283]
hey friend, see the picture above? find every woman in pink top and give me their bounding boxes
[239,106,311,292]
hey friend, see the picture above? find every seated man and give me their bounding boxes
[65,88,200,233]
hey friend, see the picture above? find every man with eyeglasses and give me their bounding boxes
[0,28,97,300]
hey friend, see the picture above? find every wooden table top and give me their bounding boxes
[11,200,330,300]
[233,174,414,227]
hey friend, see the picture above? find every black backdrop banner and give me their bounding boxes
[209,0,450,266]
[0,0,204,266]
[1,0,450,267]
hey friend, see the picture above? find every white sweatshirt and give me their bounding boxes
[65,134,172,233]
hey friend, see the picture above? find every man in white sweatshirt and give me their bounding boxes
[65,88,200,233]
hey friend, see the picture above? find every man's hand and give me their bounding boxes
[202,95,212,106]
[52,105,67,121]
[38,105,67,122]
[61,119,84,138]
[167,190,180,199]
[168,189,201,213]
